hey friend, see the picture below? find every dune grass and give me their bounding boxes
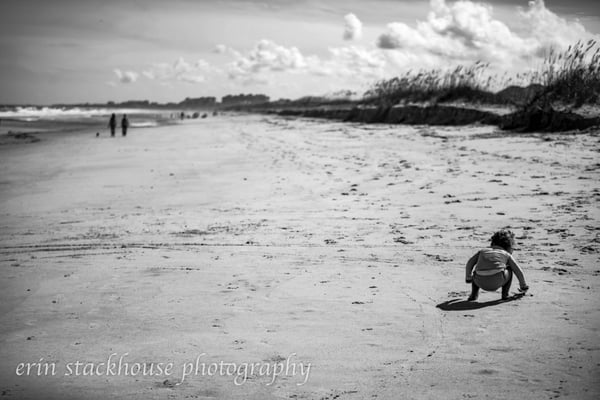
[363,62,494,106]
[364,40,600,109]
[529,39,600,107]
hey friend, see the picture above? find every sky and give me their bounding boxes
[0,0,599,105]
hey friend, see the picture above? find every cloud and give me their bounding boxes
[321,46,386,77]
[114,69,139,84]
[225,39,385,83]
[377,0,530,61]
[343,13,363,41]
[142,57,213,84]
[518,0,594,53]
[226,39,318,79]
[376,0,598,71]
[214,44,243,59]
[214,44,228,54]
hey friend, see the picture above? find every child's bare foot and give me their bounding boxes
[467,293,478,301]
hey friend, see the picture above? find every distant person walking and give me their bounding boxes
[121,115,129,136]
[108,113,116,137]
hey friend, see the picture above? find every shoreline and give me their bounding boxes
[3,102,599,143]
[0,110,194,145]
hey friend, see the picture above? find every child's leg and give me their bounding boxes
[468,281,480,301]
[501,269,513,299]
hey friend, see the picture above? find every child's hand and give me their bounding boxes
[519,284,529,292]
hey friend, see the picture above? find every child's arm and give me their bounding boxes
[508,256,528,290]
[465,252,479,283]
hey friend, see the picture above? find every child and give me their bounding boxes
[465,229,529,301]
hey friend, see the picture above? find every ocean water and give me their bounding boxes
[0,106,166,119]
[0,106,180,134]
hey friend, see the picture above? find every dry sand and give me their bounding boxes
[0,115,599,399]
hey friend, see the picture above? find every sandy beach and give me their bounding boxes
[0,114,599,399]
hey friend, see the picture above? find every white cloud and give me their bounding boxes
[343,13,363,41]
[141,57,215,84]
[323,46,386,77]
[518,0,594,54]
[225,39,386,83]
[214,44,228,54]
[226,40,315,79]
[377,0,599,72]
[114,69,139,84]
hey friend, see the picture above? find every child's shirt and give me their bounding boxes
[465,245,527,286]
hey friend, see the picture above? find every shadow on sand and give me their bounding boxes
[436,293,525,311]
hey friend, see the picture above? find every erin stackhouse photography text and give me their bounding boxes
[14,352,311,386]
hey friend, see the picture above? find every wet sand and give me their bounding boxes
[0,115,599,399]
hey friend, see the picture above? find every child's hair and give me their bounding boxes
[490,229,515,252]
